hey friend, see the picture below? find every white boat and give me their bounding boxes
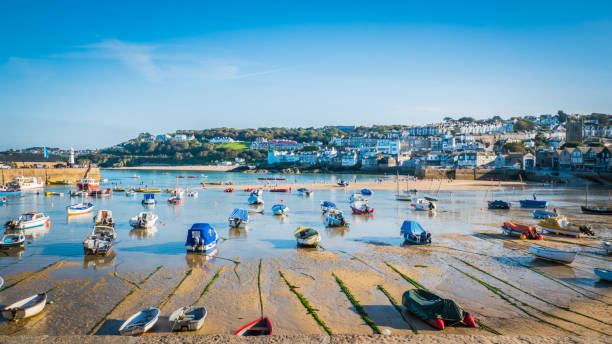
[0,232,26,249]
[411,198,436,211]
[594,268,612,282]
[320,201,336,214]
[529,245,577,264]
[10,176,44,190]
[93,209,114,227]
[129,212,158,229]
[603,241,611,254]
[4,212,50,230]
[169,306,207,331]
[294,227,321,247]
[186,191,198,198]
[297,188,313,196]
[141,194,156,206]
[272,204,289,215]
[248,190,264,205]
[118,307,160,336]
[1,293,47,320]
[67,202,94,215]
[349,193,365,202]
[325,208,348,227]
[350,199,374,214]
[83,225,116,255]
[228,208,249,228]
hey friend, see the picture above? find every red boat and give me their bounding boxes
[351,205,374,214]
[502,221,543,240]
[188,176,196,178]
[224,188,234,193]
[234,317,272,336]
[269,188,288,192]
[178,176,185,178]
[89,188,112,197]
[77,177,99,192]
[244,188,254,192]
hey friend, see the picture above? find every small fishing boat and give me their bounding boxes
[320,201,336,214]
[594,268,612,282]
[325,208,348,227]
[76,177,99,192]
[169,306,207,332]
[248,190,264,205]
[581,206,612,215]
[360,188,373,196]
[519,199,547,208]
[272,203,289,215]
[0,187,21,196]
[44,191,64,197]
[402,289,476,330]
[167,189,183,205]
[234,317,272,336]
[501,222,543,240]
[126,190,136,197]
[186,191,198,198]
[603,241,611,254]
[66,202,94,216]
[401,220,431,245]
[129,212,158,229]
[185,223,219,253]
[349,193,365,202]
[488,200,511,210]
[113,187,126,192]
[224,188,234,193]
[118,307,160,336]
[89,188,113,197]
[537,216,594,237]
[228,208,249,228]
[337,180,349,187]
[10,176,44,190]
[533,210,558,219]
[0,232,26,249]
[5,212,50,230]
[411,198,436,211]
[350,199,374,214]
[83,225,116,255]
[269,188,288,193]
[297,187,313,196]
[529,245,577,264]
[142,193,156,206]
[1,293,47,320]
[294,227,321,247]
[94,209,114,227]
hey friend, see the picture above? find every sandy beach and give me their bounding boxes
[105,165,238,172]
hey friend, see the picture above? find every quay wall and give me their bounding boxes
[0,168,100,185]
[415,168,522,180]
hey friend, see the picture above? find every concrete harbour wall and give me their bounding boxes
[0,168,100,185]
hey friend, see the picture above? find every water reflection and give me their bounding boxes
[66,213,93,224]
[185,249,217,269]
[229,227,248,238]
[0,246,25,257]
[325,227,349,238]
[83,250,116,270]
[129,226,158,239]
[23,226,50,239]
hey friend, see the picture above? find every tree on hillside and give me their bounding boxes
[502,142,527,153]
[513,118,537,132]
[557,110,568,123]
[443,117,453,122]
[458,117,476,122]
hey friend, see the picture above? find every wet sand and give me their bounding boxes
[106,166,237,171]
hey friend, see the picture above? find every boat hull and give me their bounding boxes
[1,293,47,320]
[581,206,612,215]
[594,268,612,281]
[520,200,547,208]
[119,307,160,336]
[529,245,576,264]
[169,306,207,331]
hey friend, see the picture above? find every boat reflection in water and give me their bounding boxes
[83,250,116,270]
[325,226,349,238]
[129,226,158,240]
[23,226,51,240]
[229,227,248,238]
[185,249,218,269]
[0,246,25,258]
[66,213,93,224]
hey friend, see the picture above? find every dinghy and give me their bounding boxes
[325,208,348,227]
[248,190,264,205]
[234,317,272,336]
[488,200,510,210]
[185,223,219,253]
[0,232,26,249]
[320,201,336,214]
[1,293,47,320]
[228,208,249,228]
[118,307,160,336]
[129,212,158,229]
[402,289,476,330]
[529,245,577,264]
[337,180,349,187]
[360,188,372,196]
[66,202,94,216]
[533,210,558,219]
[537,216,594,237]
[519,199,547,208]
[501,222,543,240]
[603,241,611,254]
[294,227,321,247]
[141,193,156,206]
[594,268,612,282]
[271,203,289,215]
[169,306,207,331]
[4,212,50,230]
[401,220,431,245]
[411,198,436,211]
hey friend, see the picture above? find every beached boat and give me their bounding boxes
[142,193,156,206]
[488,200,511,210]
[297,188,313,196]
[185,223,219,253]
[320,201,336,214]
[402,289,476,330]
[501,222,543,240]
[325,208,348,227]
[401,220,431,245]
[1,293,47,321]
[337,180,350,187]
[272,204,289,215]
[529,245,577,264]
[5,212,50,230]
[129,212,158,229]
[94,209,114,227]
[581,206,612,215]
[537,216,594,237]
[234,317,272,336]
[248,190,264,205]
[228,208,249,228]
[169,306,207,332]
[603,241,611,254]
[118,307,160,336]
[83,225,116,255]
[361,188,373,196]
[519,199,547,208]
[594,268,612,282]
[350,199,374,214]
[66,202,94,215]
[294,227,321,247]
[10,176,44,190]
[411,198,436,211]
[76,177,99,192]
[533,210,558,219]
[0,232,26,249]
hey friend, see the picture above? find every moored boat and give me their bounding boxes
[185,223,219,253]
[94,209,114,227]
[501,222,543,240]
[10,176,44,190]
[89,188,112,197]
[1,293,47,320]
[594,268,612,282]
[271,203,289,215]
[349,193,365,202]
[169,306,207,331]
[297,187,312,196]
[337,180,349,187]
[66,202,94,215]
[519,199,547,208]
[76,177,99,192]
[186,191,198,198]
[5,212,50,230]
[411,198,436,211]
[533,210,558,219]
[325,208,348,227]
[0,232,26,249]
[45,191,64,197]
[248,190,264,205]
[83,225,116,256]
[269,188,288,192]
[529,245,577,264]
[402,289,476,330]
[129,212,158,229]
[234,317,272,336]
[581,206,612,215]
[0,187,21,196]
[350,199,374,214]
[142,193,156,206]
[400,220,431,245]
[294,227,321,247]
[360,188,373,196]
[320,201,336,214]
[537,216,594,237]
[228,208,249,228]
[118,307,160,336]
[488,200,510,210]
[603,241,611,254]
[224,187,234,193]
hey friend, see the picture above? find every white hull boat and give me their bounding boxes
[169,306,207,331]
[294,227,321,247]
[411,198,436,211]
[1,293,47,320]
[5,212,49,230]
[529,245,577,264]
[10,176,44,190]
[129,212,158,229]
[271,204,289,215]
[118,307,160,336]
[0,232,26,249]
[83,225,116,255]
[228,208,249,228]
[67,202,94,216]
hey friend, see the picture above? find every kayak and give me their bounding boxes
[402,289,476,330]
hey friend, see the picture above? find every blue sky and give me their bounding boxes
[1,1,611,149]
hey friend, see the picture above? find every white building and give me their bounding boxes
[376,139,401,155]
[210,137,237,144]
[341,152,358,167]
[268,151,299,165]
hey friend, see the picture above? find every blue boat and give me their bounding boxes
[0,189,20,196]
[185,223,219,254]
[520,200,547,208]
[594,268,612,282]
[400,220,432,245]
[360,188,373,196]
[533,210,558,219]
[320,201,337,213]
[142,193,156,206]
